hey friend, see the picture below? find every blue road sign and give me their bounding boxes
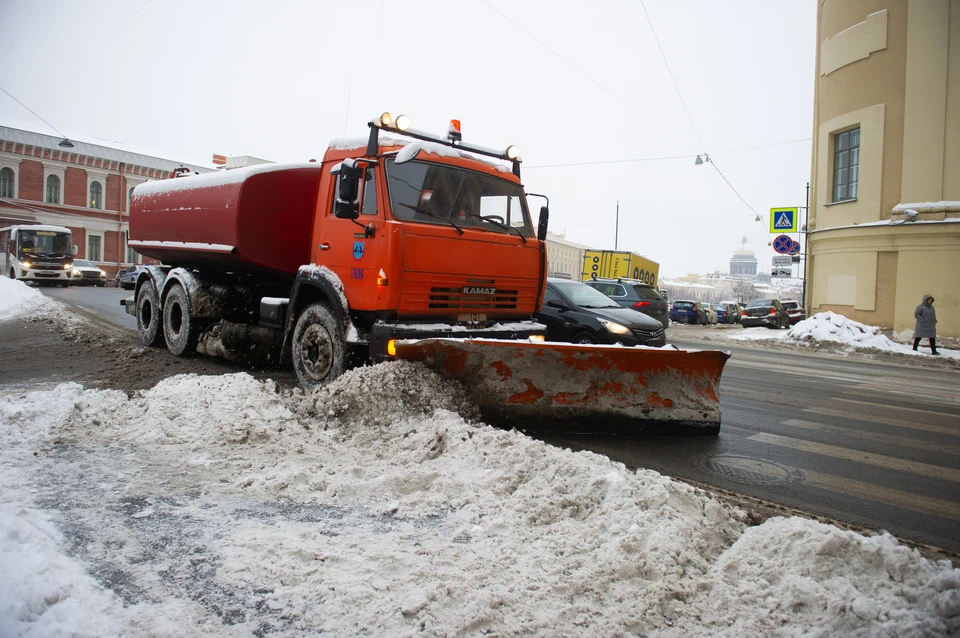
[773,235,793,254]
[788,240,801,255]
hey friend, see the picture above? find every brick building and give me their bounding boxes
[0,121,211,277]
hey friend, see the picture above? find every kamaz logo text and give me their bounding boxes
[462,286,496,296]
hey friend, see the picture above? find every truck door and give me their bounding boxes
[318,165,384,310]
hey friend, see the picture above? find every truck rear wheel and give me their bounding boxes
[163,283,198,356]
[292,302,346,390]
[137,280,164,347]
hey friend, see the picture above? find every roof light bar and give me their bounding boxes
[366,112,523,176]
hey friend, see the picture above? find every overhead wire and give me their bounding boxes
[37,0,152,107]
[523,137,811,169]
[638,0,769,236]
[479,0,698,151]
[0,85,72,140]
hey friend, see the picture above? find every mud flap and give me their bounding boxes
[394,339,730,434]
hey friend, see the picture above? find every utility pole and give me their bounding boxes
[801,182,809,310]
[615,201,619,250]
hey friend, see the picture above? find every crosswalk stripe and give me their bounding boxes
[781,418,960,455]
[836,397,960,418]
[748,432,960,482]
[801,469,960,521]
[803,407,959,436]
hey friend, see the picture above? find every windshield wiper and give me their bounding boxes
[470,215,527,243]
[397,202,464,235]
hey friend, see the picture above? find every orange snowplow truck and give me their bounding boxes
[125,113,729,433]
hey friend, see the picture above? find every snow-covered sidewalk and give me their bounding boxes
[694,311,959,361]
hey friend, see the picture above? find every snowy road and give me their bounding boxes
[537,337,960,555]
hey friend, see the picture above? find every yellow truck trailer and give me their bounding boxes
[582,250,660,287]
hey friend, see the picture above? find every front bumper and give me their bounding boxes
[741,316,778,327]
[370,319,547,361]
[19,270,71,282]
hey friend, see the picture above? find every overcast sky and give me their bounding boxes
[0,0,816,278]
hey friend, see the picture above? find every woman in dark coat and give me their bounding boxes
[913,295,938,355]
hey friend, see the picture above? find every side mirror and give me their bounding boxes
[334,159,360,219]
[546,299,570,311]
[73,245,79,255]
[537,206,549,242]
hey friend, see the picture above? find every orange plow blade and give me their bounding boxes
[394,339,731,434]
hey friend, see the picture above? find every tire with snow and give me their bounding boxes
[162,283,199,356]
[572,331,597,344]
[136,279,164,347]
[292,302,346,390]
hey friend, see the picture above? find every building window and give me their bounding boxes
[832,127,859,202]
[89,181,102,209]
[88,234,102,261]
[0,167,14,198]
[46,175,60,204]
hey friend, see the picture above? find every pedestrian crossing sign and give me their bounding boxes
[770,207,798,233]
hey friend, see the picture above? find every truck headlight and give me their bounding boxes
[600,320,630,335]
[20,261,32,269]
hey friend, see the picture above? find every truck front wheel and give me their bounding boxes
[163,283,199,356]
[292,302,346,390]
[137,280,164,347]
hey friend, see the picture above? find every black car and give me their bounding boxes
[535,278,666,347]
[583,278,669,328]
[741,298,790,329]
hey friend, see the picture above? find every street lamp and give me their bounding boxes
[58,138,74,148]
[695,153,710,165]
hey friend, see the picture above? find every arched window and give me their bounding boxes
[89,181,102,209]
[0,167,14,198]
[46,175,60,204]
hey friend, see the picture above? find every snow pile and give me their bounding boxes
[0,277,60,321]
[1,368,958,636]
[786,311,903,351]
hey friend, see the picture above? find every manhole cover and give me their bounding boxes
[692,454,805,485]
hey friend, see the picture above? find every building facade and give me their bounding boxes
[808,0,959,339]
[0,123,211,277]
[544,231,589,279]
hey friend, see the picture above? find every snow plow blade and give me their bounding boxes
[393,339,731,434]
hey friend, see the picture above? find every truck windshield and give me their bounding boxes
[385,158,533,238]
[19,230,72,257]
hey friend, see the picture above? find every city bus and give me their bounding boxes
[0,224,75,287]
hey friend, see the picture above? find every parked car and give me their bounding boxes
[741,298,790,329]
[668,300,706,325]
[69,259,107,286]
[702,303,719,325]
[780,299,806,325]
[535,278,666,347]
[583,278,669,328]
[115,265,147,290]
[716,301,741,324]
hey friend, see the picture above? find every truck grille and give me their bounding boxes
[428,286,519,310]
[400,274,540,314]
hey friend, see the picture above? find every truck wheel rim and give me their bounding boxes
[299,324,334,380]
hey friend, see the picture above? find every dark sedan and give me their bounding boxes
[536,278,666,347]
[741,298,790,329]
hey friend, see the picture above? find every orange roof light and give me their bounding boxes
[448,119,462,143]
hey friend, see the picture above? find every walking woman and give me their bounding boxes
[913,295,939,355]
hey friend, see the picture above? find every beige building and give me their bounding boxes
[808,0,960,339]
[544,231,589,279]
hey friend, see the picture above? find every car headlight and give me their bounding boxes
[600,320,631,335]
